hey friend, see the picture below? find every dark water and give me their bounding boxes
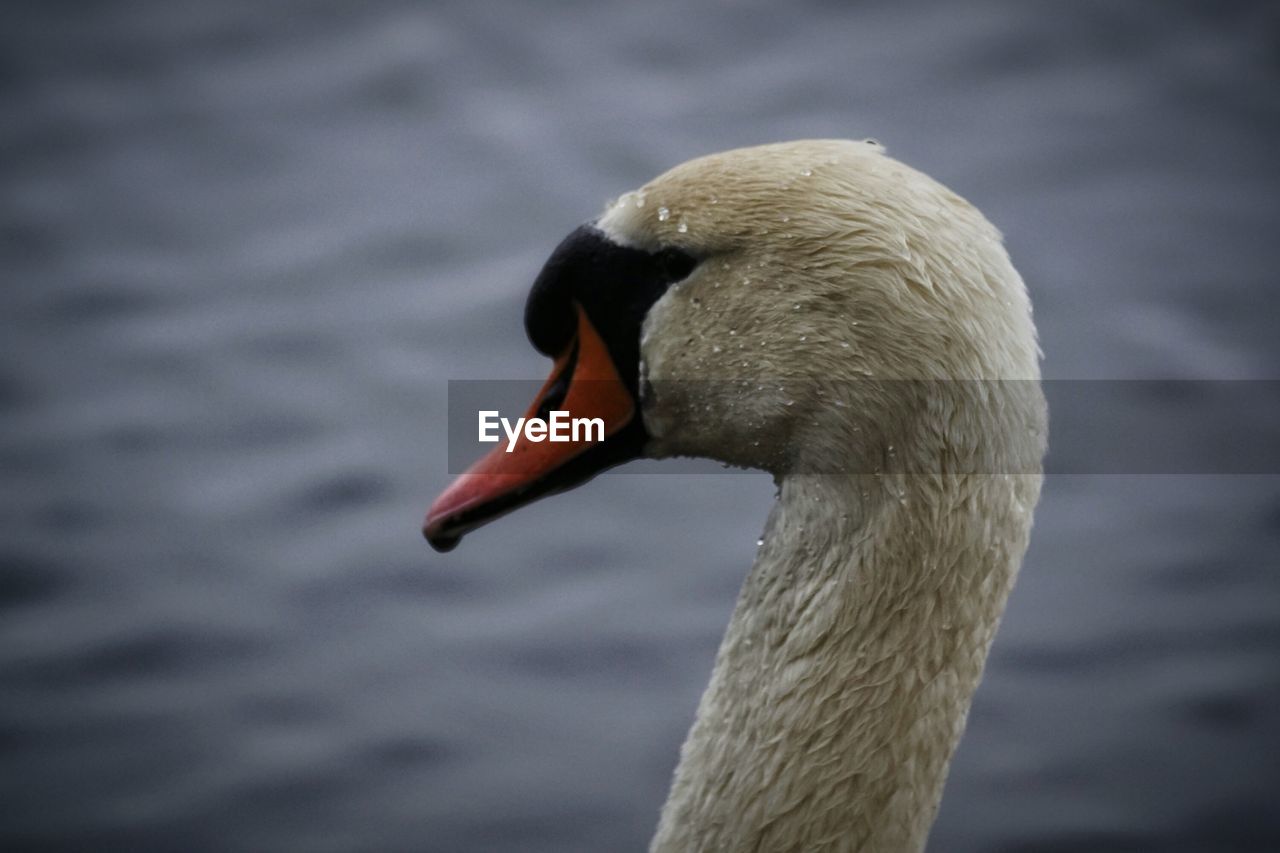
[2,2,1278,850]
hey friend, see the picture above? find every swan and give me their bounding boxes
[424,139,1047,852]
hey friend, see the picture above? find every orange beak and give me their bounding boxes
[423,303,639,551]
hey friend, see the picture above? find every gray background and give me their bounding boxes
[2,1,1278,851]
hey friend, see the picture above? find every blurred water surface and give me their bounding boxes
[1,2,1278,851]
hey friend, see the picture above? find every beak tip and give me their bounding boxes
[423,511,462,552]
[426,533,460,552]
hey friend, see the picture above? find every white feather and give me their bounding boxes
[604,140,1046,852]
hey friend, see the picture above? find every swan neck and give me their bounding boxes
[651,471,1037,852]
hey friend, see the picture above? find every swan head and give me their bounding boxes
[425,139,1041,550]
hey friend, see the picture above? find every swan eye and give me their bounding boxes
[655,247,698,283]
